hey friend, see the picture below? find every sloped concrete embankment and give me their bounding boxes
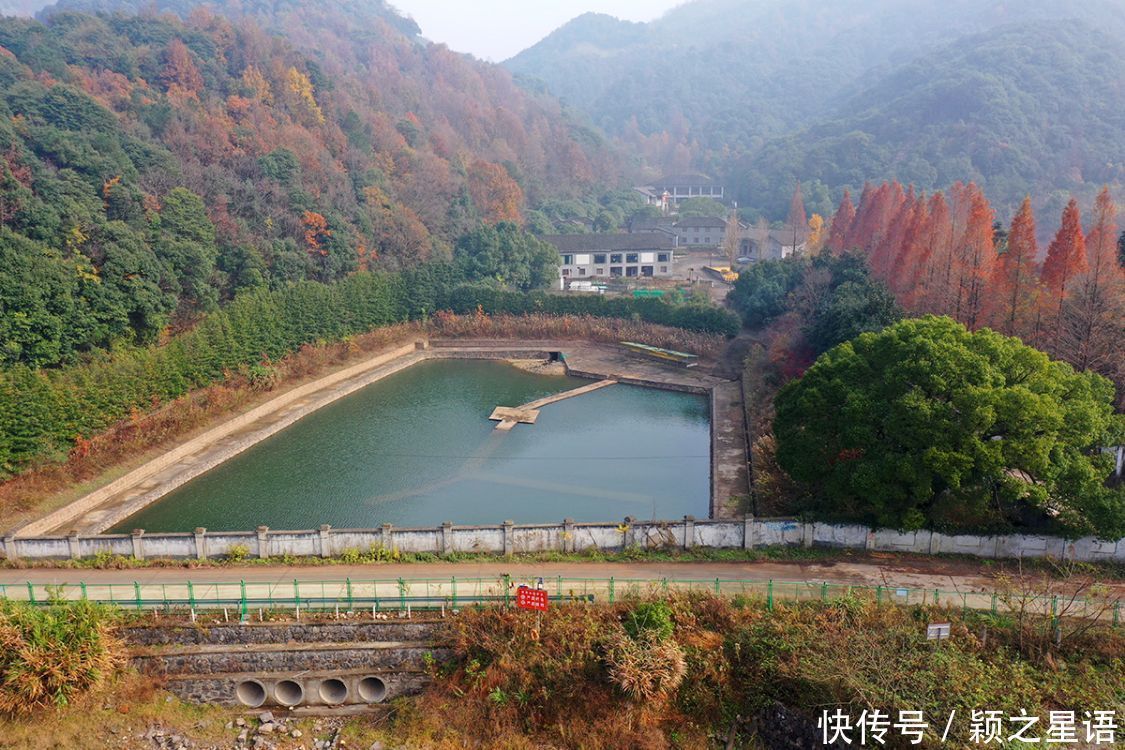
[125,620,449,708]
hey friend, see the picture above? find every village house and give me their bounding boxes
[543,233,678,285]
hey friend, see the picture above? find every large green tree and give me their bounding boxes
[774,316,1124,537]
[454,222,559,292]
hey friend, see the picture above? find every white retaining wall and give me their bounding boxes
[3,517,1124,563]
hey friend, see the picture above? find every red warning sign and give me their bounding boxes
[515,585,549,611]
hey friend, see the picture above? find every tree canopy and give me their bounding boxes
[774,316,1124,537]
[454,222,559,292]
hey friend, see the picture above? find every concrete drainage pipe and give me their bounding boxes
[274,679,305,707]
[356,676,387,704]
[235,679,267,708]
[317,677,349,706]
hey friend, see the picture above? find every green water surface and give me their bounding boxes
[112,359,710,532]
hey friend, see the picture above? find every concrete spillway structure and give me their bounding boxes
[489,378,617,431]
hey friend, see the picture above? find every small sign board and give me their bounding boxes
[516,585,549,612]
[926,622,952,641]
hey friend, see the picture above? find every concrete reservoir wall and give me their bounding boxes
[2,518,1124,563]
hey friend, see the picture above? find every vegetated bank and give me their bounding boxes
[4,594,1120,750]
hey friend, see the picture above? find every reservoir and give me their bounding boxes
[112,359,710,532]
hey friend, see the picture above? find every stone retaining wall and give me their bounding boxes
[4,517,1123,563]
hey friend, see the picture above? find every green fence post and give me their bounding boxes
[346,578,354,610]
[714,577,721,595]
[1051,596,1059,630]
[991,594,997,615]
[79,582,87,601]
[373,580,380,611]
[293,579,301,608]
[187,581,195,610]
[556,575,561,599]
[161,584,168,612]
[609,577,615,604]
[0,584,6,600]
[933,589,939,606]
[26,582,35,604]
[876,585,883,604]
[502,575,511,608]
[398,578,406,611]
[767,579,773,611]
[240,580,248,620]
[450,577,457,610]
[1114,601,1119,627]
[661,577,669,597]
[134,582,142,610]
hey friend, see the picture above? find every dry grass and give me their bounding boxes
[429,310,728,358]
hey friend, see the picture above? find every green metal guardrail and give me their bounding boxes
[1,576,1119,626]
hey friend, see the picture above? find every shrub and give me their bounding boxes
[622,600,675,642]
[0,600,122,715]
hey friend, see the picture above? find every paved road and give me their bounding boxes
[3,558,1120,594]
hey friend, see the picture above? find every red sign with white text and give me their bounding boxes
[516,586,549,611]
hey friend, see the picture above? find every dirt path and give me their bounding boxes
[4,557,1122,597]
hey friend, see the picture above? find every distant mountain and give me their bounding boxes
[508,0,1125,218]
[740,20,1125,218]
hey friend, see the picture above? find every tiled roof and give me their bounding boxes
[543,233,677,252]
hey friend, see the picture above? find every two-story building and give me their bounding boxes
[544,233,678,285]
[674,216,728,247]
[635,174,726,207]
[742,229,808,261]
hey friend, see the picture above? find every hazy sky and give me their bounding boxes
[389,0,687,62]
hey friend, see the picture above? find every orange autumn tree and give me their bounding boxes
[1041,198,1088,338]
[1059,187,1124,371]
[952,184,995,329]
[826,188,855,254]
[986,196,1039,335]
[467,160,524,224]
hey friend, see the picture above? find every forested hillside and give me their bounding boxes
[0,1,619,367]
[508,0,1125,220]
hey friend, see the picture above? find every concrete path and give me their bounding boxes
[3,559,1121,597]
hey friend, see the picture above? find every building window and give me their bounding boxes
[626,266,639,277]
[610,267,623,277]
[610,253,623,263]
[626,253,639,263]
[562,269,570,276]
[578,267,586,276]
[659,266,668,273]
[658,253,670,262]
[562,254,573,265]
[641,266,654,277]
[594,254,607,264]
[704,237,711,244]
[596,268,605,275]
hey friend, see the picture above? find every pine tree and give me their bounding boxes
[826,188,856,254]
[986,196,1038,335]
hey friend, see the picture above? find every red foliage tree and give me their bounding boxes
[1041,198,1088,336]
[986,196,1038,335]
[825,188,856,254]
[953,184,995,329]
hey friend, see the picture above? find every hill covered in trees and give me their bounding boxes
[507,0,1125,220]
[0,0,619,367]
